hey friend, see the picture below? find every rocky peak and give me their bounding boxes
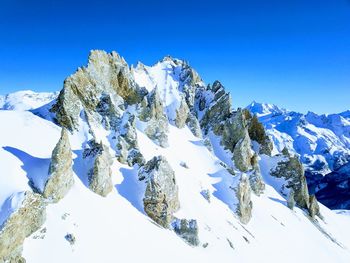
[51,50,147,131]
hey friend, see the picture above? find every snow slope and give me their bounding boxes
[0,109,350,262]
[0,90,58,111]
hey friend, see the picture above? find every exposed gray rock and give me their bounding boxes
[172,218,200,246]
[51,50,146,131]
[96,93,122,130]
[233,134,253,172]
[65,233,76,246]
[175,97,190,128]
[236,175,252,224]
[178,62,203,109]
[309,195,321,218]
[287,189,295,210]
[138,156,179,228]
[180,161,189,169]
[200,81,232,134]
[84,140,113,197]
[271,155,310,209]
[43,128,74,203]
[200,189,211,203]
[141,89,169,147]
[139,88,164,122]
[115,136,129,164]
[115,113,145,166]
[203,137,213,152]
[186,113,202,138]
[144,117,169,148]
[0,192,46,262]
[249,154,265,196]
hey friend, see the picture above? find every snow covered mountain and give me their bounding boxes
[247,101,350,209]
[1,51,350,263]
[0,90,58,111]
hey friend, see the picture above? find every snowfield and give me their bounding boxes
[0,104,349,262]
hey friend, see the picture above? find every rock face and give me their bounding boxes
[249,154,265,196]
[236,175,252,224]
[175,97,190,128]
[43,128,74,203]
[271,154,322,217]
[51,50,146,131]
[233,133,252,172]
[138,156,180,228]
[172,218,200,246]
[200,81,232,135]
[287,189,295,210]
[309,195,321,219]
[198,82,255,172]
[115,113,145,166]
[0,192,46,262]
[186,113,202,138]
[83,140,113,197]
[140,89,169,147]
[271,155,310,209]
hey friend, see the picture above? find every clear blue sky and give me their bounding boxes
[0,0,349,113]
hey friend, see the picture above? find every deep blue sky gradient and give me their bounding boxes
[0,0,349,113]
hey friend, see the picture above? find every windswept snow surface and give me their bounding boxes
[1,106,350,262]
[0,90,58,111]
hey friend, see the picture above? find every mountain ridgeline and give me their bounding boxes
[0,50,347,262]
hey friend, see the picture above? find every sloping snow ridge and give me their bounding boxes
[1,51,350,263]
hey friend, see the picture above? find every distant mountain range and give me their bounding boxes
[247,101,350,209]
